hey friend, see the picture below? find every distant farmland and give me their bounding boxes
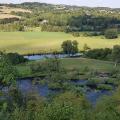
[0,6,31,19]
[0,32,120,54]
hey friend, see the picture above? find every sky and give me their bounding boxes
[0,0,120,8]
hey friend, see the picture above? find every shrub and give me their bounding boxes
[4,53,28,65]
[72,32,80,37]
[97,84,113,90]
[83,32,102,37]
[85,48,112,60]
[105,29,118,39]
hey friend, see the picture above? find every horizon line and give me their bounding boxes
[0,2,119,9]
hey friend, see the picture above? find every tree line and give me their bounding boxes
[1,3,120,35]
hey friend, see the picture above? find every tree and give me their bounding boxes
[61,40,79,55]
[105,29,118,39]
[4,53,28,65]
[0,52,17,86]
[112,45,120,67]
[72,40,79,54]
[83,44,90,52]
[61,40,72,55]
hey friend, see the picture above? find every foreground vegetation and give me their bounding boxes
[1,89,120,120]
[0,52,120,120]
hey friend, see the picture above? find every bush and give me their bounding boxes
[85,48,112,60]
[30,62,47,73]
[83,32,102,37]
[72,32,80,37]
[97,84,113,90]
[83,44,91,52]
[87,78,102,85]
[5,53,28,65]
[105,29,118,39]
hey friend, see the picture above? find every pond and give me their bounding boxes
[15,79,114,105]
[0,78,115,105]
[24,53,82,60]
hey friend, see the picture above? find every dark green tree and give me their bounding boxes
[0,52,17,86]
[61,40,79,55]
[112,45,120,67]
[72,40,79,54]
[4,53,28,65]
[105,29,118,39]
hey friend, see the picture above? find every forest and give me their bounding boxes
[0,2,120,35]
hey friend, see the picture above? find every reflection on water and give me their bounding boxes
[0,78,114,105]
[24,53,82,60]
[24,54,69,60]
[16,79,113,105]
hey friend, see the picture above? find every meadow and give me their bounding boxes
[1,32,120,54]
[17,58,120,77]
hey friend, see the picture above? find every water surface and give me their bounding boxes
[16,79,114,105]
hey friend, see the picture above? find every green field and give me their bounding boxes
[62,58,118,71]
[1,32,120,54]
[17,58,120,77]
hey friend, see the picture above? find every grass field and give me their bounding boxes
[0,32,120,54]
[17,58,120,77]
[62,58,117,71]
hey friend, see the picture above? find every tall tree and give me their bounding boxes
[62,40,73,55]
[72,40,79,54]
[112,45,120,67]
[61,40,79,55]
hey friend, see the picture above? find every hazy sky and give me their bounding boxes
[0,0,120,8]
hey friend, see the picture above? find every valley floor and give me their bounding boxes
[1,32,120,54]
